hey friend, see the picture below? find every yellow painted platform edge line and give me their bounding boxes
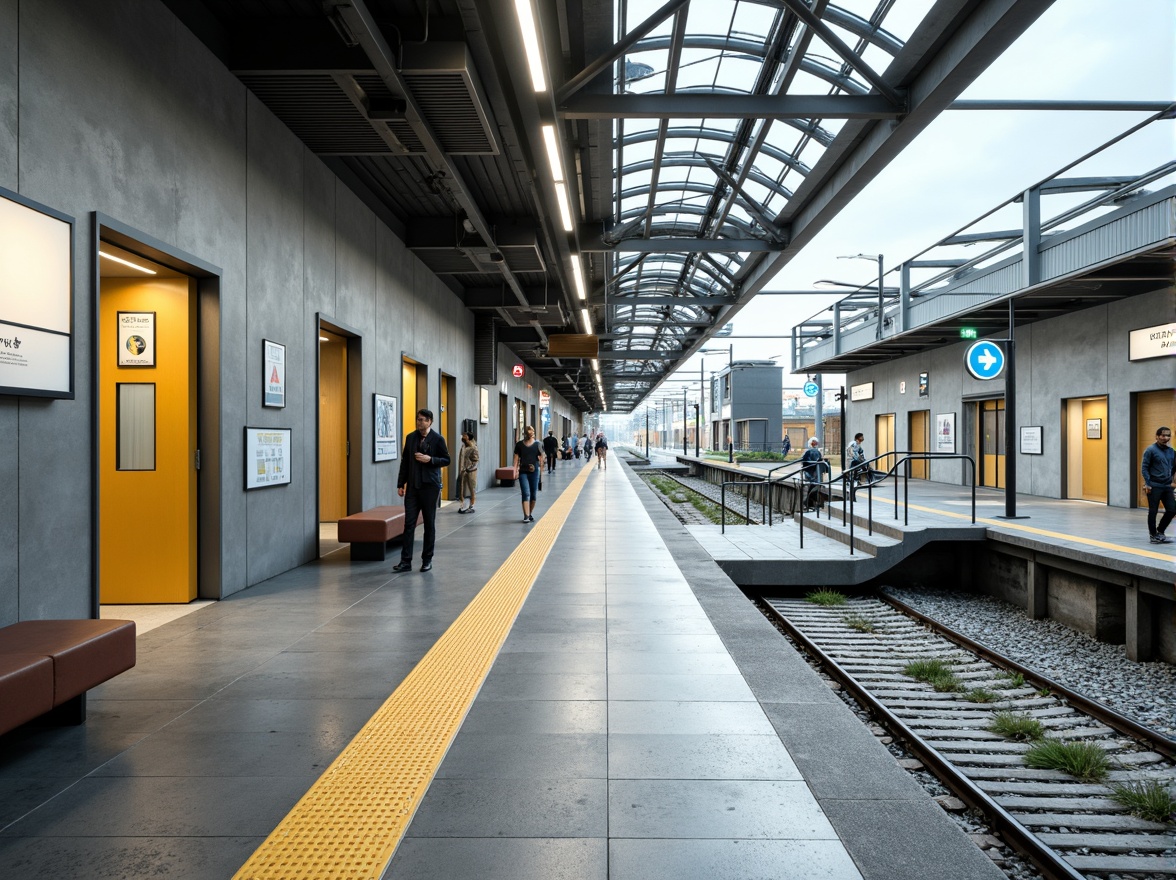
[897,500,1176,563]
[232,463,593,880]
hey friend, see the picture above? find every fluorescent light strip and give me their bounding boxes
[571,258,586,300]
[541,125,564,182]
[514,0,546,92]
[99,251,157,275]
[555,183,573,232]
[580,308,591,334]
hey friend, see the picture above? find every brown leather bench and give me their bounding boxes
[0,618,136,736]
[337,506,424,561]
[495,466,517,487]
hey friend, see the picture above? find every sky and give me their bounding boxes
[633,0,1175,412]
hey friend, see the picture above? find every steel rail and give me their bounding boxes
[880,593,1176,761]
[761,603,1090,880]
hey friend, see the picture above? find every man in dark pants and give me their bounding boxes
[543,430,559,473]
[394,409,450,572]
[1142,425,1174,544]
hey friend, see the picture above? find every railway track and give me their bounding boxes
[763,596,1176,880]
[644,470,762,524]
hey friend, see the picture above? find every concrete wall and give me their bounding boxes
[841,286,1174,503]
[0,0,579,622]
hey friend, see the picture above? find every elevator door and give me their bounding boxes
[100,273,197,604]
[978,398,1005,489]
[875,413,896,474]
[1136,390,1176,507]
[318,330,348,521]
[909,410,929,479]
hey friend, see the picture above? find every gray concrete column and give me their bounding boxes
[1026,554,1048,619]
[1124,582,1154,662]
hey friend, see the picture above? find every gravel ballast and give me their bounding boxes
[881,585,1176,742]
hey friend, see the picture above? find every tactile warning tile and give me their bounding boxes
[233,463,595,880]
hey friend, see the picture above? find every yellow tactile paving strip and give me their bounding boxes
[233,464,594,880]
[902,501,1176,563]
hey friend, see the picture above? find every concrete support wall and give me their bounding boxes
[841,286,1174,502]
[0,0,578,622]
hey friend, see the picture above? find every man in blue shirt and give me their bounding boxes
[1141,426,1174,544]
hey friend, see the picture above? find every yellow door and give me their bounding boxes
[909,410,929,479]
[978,399,1005,489]
[1080,398,1108,503]
[100,276,196,604]
[874,413,895,474]
[401,361,417,443]
[439,374,453,499]
[1136,390,1176,507]
[318,331,348,521]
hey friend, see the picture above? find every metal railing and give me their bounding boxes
[720,452,977,555]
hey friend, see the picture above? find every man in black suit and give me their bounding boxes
[394,409,450,572]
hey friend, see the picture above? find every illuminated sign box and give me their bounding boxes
[0,188,74,398]
[1129,322,1175,361]
[850,382,874,401]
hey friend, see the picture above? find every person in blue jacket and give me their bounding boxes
[1141,425,1174,544]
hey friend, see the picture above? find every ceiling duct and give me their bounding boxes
[389,43,501,155]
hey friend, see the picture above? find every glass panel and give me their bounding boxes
[118,383,156,471]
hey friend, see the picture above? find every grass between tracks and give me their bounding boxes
[1109,780,1176,824]
[1023,740,1111,782]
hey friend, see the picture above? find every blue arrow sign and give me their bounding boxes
[964,340,1005,380]
[803,381,820,397]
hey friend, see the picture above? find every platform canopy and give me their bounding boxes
[171,0,1056,412]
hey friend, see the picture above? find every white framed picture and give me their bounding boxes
[244,427,291,489]
[263,339,285,408]
[480,387,490,424]
[1020,425,1043,455]
[117,311,156,367]
[934,412,956,453]
[374,393,398,462]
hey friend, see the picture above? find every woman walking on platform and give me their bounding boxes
[595,432,609,470]
[582,433,593,464]
[513,425,545,523]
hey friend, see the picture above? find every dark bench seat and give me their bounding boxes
[0,619,136,736]
[337,506,423,561]
[495,467,517,487]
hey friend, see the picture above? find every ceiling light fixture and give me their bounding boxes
[541,124,564,182]
[99,251,157,275]
[514,0,546,92]
[580,308,592,334]
[571,258,587,300]
[555,183,574,232]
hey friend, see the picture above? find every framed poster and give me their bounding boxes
[935,412,956,453]
[244,427,292,489]
[480,387,490,423]
[1020,425,1043,455]
[263,339,285,408]
[374,393,398,462]
[0,187,74,398]
[117,311,156,367]
[1086,418,1102,440]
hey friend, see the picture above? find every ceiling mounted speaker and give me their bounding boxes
[546,334,599,359]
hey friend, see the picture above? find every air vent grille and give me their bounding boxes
[238,74,389,154]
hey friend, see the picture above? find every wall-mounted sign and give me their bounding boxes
[964,340,1005,380]
[960,327,978,339]
[802,381,819,398]
[539,390,551,407]
[373,393,398,462]
[850,382,874,401]
[480,387,490,424]
[1086,418,1102,440]
[899,381,906,394]
[935,412,956,453]
[918,372,929,398]
[263,339,285,407]
[117,311,156,367]
[1020,425,1043,455]
[0,188,74,398]
[244,427,292,489]
[1129,322,1175,361]
[511,364,525,378]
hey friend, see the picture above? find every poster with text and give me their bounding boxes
[117,311,155,367]
[244,427,291,489]
[935,412,956,453]
[374,393,398,462]
[263,340,285,408]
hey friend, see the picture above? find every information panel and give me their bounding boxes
[0,188,74,398]
[244,427,292,489]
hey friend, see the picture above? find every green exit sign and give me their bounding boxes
[960,327,978,339]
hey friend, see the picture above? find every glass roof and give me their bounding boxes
[604,0,911,408]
